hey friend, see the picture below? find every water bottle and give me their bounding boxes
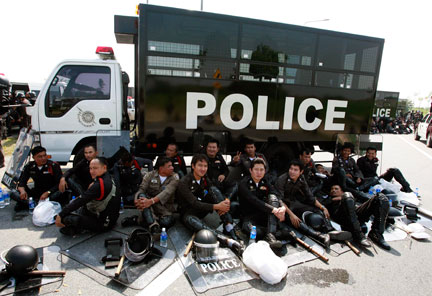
[415,187,419,198]
[376,188,381,194]
[160,228,168,247]
[119,197,124,214]
[4,190,10,206]
[0,190,4,209]
[389,199,393,207]
[368,188,374,198]
[28,197,35,214]
[249,225,257,245]
[69,195,76,204]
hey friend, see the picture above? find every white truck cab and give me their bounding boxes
[26,47,126,163]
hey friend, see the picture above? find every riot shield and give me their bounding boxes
[1,128,35,189]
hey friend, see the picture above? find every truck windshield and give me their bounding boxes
[45,65,111,117]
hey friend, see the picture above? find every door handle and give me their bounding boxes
[99,118,111,125]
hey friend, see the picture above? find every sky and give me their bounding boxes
[1,0,431,107]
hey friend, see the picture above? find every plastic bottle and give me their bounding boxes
[28,197,35,214]
[368,188,374,198]
[160,228,168,247]
[0,190,4,209]
[376,188,381,194]
[249,225,257,245]
[4,190,10,206]
[389,199,393,207]
[119,197,124,214]
[415,187,419,198]
[70,195,76,204]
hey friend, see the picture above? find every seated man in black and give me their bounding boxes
[176,154,243,252]
[275,160,332,248]
[326,185,390,250]
[298,147,323,196]
[357,147,413,193]
[331,143,369,202]
[205,138,237,198]
[238,158,286,250]
[165,143,187,178]
[112,150,146,206]
[11,146,65,211]
[59,144,97,197]
[55,157,120,235]
[231,138,269,178]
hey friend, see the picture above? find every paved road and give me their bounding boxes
[0,133,431,296]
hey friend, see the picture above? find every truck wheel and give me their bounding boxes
[414,129,420,141]
[427,134,432,148]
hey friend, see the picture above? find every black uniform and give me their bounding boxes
[302,158,323,195]
[63,159,93,196]
[112,157,145,205]
[275,173,318,218]
[58,172,120,233]
[207,152,238,198]
[321,191,389,243]
[357,156,412,192]
[275,173,332,243]
[176,172,232,232]
[331,155,370,202]
[169,154,187,178]
[11,160,64,208]
[238,176,281,239]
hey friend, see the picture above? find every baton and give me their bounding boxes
[290,231,329,263]
[184,233,196,257]
[345,240,360,256]
[115,255,125,278]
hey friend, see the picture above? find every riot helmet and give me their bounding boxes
[3,245,39,276]
[124,228,153,262]
[193,229,219,263]
[302,211,325,232]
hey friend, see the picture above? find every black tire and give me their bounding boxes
[414,129,420,141]
[427,133,432,148]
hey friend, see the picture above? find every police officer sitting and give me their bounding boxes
[275,160,333,248]
[55,157,120,235]
[204,138,237,199]
[238,158,286,250]
[331,143,369,202]
[11,146,65,211]
[298,147,323,195]
[124,157,179,234]
[176,154,243,252]
[326,185,390,250]
[112,150,149,206]
[165,143,187,178]
[231,138,269,179]
[58,144,97,197]
[357,147,413,193]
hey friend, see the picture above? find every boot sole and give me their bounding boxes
[328,230,352,241]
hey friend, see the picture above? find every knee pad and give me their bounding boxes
[159,215,176,229]
[267,194,280,207]
[62,215,81,228]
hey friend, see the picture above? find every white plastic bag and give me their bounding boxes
[378,178,400,194]
[32,200,62,227]
[242,241,287,285]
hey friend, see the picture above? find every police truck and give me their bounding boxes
[24,4,383,173]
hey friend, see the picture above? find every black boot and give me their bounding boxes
[264,233,283,250]
[368,230,390,250]
[369,193,390,250]
[298,222,330,249]
[353,231,371,248]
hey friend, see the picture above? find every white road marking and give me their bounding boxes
[398,136,432,161]
[137,260,184,296]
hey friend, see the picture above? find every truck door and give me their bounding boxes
[38,64,118,162]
